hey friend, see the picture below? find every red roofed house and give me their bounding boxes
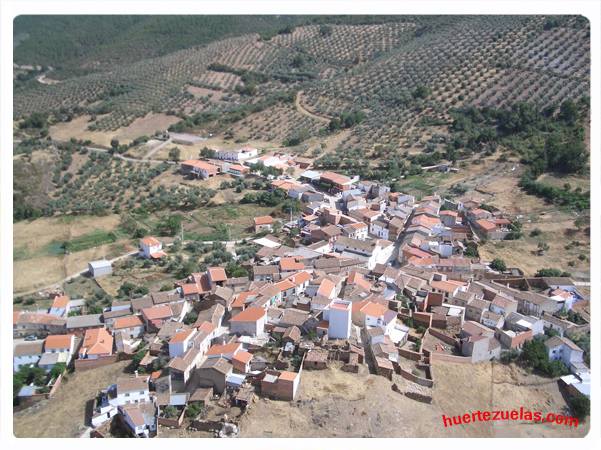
[319,171,354,193]
[473,219,510,240]
[261,370,300,401]
[168,329,197,358]
[181,160,220,179]
[141,305,173,332]
[352,301,398,334]
[112,315,145,339]
[254,215,274,233]
[49,294,70,317]
[44,334,76,355]
[79,328,113,359]
[207,267,228,288]
[230,306,267,337]
[139,236,165,259]
[206,342,243,360]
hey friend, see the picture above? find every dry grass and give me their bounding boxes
[479,214,589,277]
[13,361,132,438]
[13,215,134,294]
[49,113,180,147]
[432,361,588,438]
[240,365,464,438]
[239,362,588,438]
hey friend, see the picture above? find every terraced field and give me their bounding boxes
[14,16,589,150]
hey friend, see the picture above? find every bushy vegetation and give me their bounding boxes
[534,268,571,277]
[519,337,570,378]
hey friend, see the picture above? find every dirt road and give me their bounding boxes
[294,91,331,123]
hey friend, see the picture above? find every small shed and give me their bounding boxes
[88,260,112,278]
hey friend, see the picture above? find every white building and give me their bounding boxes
[49,295,70,317]
[13,341,44,372]
[328,300,352,339]
[139,236,163,259]
[545,336,584,370]
[214,146,258,162]
[88,260,112,278]
[369,220,389,240]
[112,376,151,407]
[230,307,266,337]
[168,329,197,358]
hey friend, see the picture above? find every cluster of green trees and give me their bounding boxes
[489,258,507,272]
[283,128,311,147]
[241,188,287,207]
[518,177,589,211]
[13,363,65,405]
[534,268,571,277]
[502,337,570,378]
[168,90,295,133]
[328,110,366,132]
[449,100,588,175]
[118,281,149,299]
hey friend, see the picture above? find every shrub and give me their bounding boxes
[490,258,507,272]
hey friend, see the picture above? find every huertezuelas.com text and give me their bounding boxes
[442,408,579,428]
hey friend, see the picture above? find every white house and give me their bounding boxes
[44,334,75,357]
[78,328,113,359]
[168,329,197,358]
[112,315,145,339]
[112,376,151,407]
[88,260,112,278]
[369,220,389,240]
[139,236,163,259]
[13,341,44,372]
[328,300,352,339]
[545,336,584,370]
[333,236,394,270]
[230,306,266,336]
[120,404,157,438]
[49,295,70,317]
[214,146,258,162]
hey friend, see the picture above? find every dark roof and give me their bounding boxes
[66,314,103,329]
[14,341,44,357]
[200,357,233,375]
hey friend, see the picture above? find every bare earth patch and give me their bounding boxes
[49,113,180,147]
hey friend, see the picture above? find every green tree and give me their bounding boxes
[490,258,507,272]
[568,393,590,421]
[168,147,181,162]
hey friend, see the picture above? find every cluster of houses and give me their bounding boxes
[13,167,590,436]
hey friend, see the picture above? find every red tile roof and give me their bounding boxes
[113,315,144,329]
[232,350,253,364]
[81,328,113,355]
[208,267,227,282]
[230,306,266,322]
[140,236,161,246]
[45,334,74,350]
[475,219,497,231]
[141,305,173,321]
[170,329,195,344]
[206,342,242,356]
[254,215,274,226]
[51,295,69,309]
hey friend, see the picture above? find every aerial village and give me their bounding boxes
[13,142,590,438]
